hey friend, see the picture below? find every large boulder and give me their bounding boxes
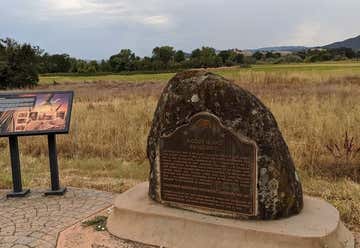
[147,70,303,220]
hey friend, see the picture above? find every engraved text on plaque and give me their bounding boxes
[159,112,257,216]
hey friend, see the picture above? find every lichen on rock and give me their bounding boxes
[147,70,303,220]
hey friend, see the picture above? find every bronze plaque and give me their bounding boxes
[160,112,257,216]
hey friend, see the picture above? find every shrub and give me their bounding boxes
[325,132,360,182]
[243,56,256,65]
[326,132,360,162]
[284,54,303,63]
[0,38,41,89]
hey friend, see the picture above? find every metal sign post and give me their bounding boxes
[45,134,66,195]
[7,136,30,198]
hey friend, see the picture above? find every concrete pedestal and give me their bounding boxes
[107,182,354,248]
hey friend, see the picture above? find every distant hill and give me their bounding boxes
[322,35,360,50]
[184,35,360,58]
[248,46,308,52]
[243,35,360,53]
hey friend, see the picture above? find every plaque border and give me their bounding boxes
[159,111,258,217]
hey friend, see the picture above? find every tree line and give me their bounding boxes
[252,48,360,64]
[1,37,360,88]
[38,46,360,74]
[38,46,246,74]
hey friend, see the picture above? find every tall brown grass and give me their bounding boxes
[0,69,360,230]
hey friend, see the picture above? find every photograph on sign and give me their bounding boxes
[0,92,73,136]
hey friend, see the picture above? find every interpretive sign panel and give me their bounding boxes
[159,112,257,216]
[0,91,73,197]
[0,91,73,136]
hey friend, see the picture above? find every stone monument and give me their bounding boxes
[147,70,303,220]
[108,70,354,248]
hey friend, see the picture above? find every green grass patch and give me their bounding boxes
[39,62,360,85]
[39,72,175,84]
[82,215,108,231]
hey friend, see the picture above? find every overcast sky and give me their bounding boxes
[0,0,359,59]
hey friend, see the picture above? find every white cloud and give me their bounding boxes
[143,15,169,25]
[283,21,351,47]
[42,0,126,16]
[34,0,171,27]
[2,0,360,59]
[290,22,322,46]
[47,0,84,11]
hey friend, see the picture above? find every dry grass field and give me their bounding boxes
[1,63,360,231]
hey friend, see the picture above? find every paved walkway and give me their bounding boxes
[0,187,114,248]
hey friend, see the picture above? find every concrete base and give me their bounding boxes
[107,182,354,248]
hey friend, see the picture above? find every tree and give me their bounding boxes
[0,42,6,64]
[200,47,216,67]
[295,51,306,60]
[0,38,41,89]
[218,50,244,66]
[330,47,356,59]
[275,54,303,64]
[190,48,201,59]
[99,59,111,72]
[88,60,99,72]
[39,53,72,73]
[234,53,244,64]
[252,51,263,60]
[73,60,97,73]
[189,47,220,68]
[243,56,256,65]
[134,56,153,71]
[174,50,185,63]
[218,50,231,64]
[265,52,281,59]
[109,49,137,72]
[152,46,175,68]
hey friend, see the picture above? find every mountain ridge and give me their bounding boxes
[247,46,308,52]
[246,34,360,52]
[322,35,360,50]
